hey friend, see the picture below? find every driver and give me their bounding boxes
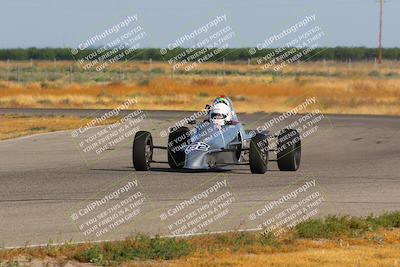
[209,102,232,126]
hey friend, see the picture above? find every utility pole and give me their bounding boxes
[378,0,383,64]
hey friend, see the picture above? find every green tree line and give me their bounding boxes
[0,47,399,61]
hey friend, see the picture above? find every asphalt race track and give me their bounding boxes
[0,109,399,248]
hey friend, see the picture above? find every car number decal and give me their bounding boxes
[185,142,210,154]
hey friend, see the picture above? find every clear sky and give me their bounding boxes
[0,0,398,48]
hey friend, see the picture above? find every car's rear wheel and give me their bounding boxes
[132,131,153,171]
[168,127,191,168]
[277,128,301,171]
[249,133,268,174]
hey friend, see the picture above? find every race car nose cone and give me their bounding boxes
[183,150,210,169]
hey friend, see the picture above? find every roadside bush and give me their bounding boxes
[73,235,191,264]
[366,212,400,228]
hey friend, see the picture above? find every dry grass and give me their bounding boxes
[1,210,400,266]
[1,230,399,267]
[1,60,400,115]
[123,230,400,266]
[164,245,400,267]
[0,114,119,140]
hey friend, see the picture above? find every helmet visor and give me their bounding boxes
[211,113,227,119]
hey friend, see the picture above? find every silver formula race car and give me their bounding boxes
[132,97,301,174]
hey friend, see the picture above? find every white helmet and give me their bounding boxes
[209,102,232,126]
